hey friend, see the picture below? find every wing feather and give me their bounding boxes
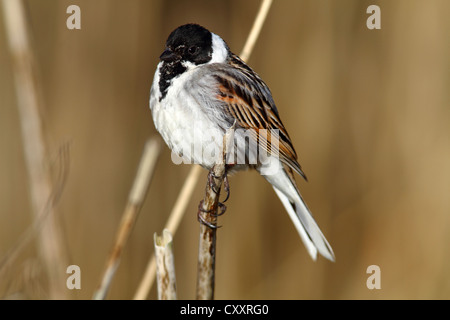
[210,54,307,180]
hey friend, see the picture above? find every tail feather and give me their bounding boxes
[272,187,319,260]
[263,169,335,262]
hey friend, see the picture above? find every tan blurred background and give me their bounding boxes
[0,0,449,299]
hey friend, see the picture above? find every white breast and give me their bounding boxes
[149,63,225,168]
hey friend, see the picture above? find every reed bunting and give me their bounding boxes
[149,24,334,261]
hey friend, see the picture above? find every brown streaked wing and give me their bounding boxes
[214,55,307,180]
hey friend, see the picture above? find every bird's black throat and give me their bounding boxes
[159,61,186,102]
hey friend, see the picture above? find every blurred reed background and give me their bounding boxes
[0,0,449,299]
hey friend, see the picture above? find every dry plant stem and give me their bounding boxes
[2,0,68,299]
[154,230,177,300]
[93,138,161,300]
[196,124,235,300]
[239,0,273,62]
[133,165,202,300]
[0,143,70,279]
[133,0,273,300]
[196,165,223,300]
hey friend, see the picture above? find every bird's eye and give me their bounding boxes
[188,46,199,55]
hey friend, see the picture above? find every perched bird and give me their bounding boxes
[149,24,334,261]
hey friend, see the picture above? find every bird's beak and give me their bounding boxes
[160,48,179,62]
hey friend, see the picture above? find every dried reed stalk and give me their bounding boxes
[196,123,235,300]
[133,0,273,300]
[93,138,161,300]
[154,229,177,300]
[0,143,70,279]
[239,0,273,62]
[2,0,68,299]
[133,164,202,300]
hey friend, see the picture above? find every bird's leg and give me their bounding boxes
[197,200,222,229]
[207,166,231,203]
[210,202,227,217]
[199,166,231,228]
[207,170,220,194]
[222,174,230,203]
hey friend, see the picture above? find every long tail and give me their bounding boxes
[262,168,335,261]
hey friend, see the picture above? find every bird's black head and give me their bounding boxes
[160,24,213,65]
